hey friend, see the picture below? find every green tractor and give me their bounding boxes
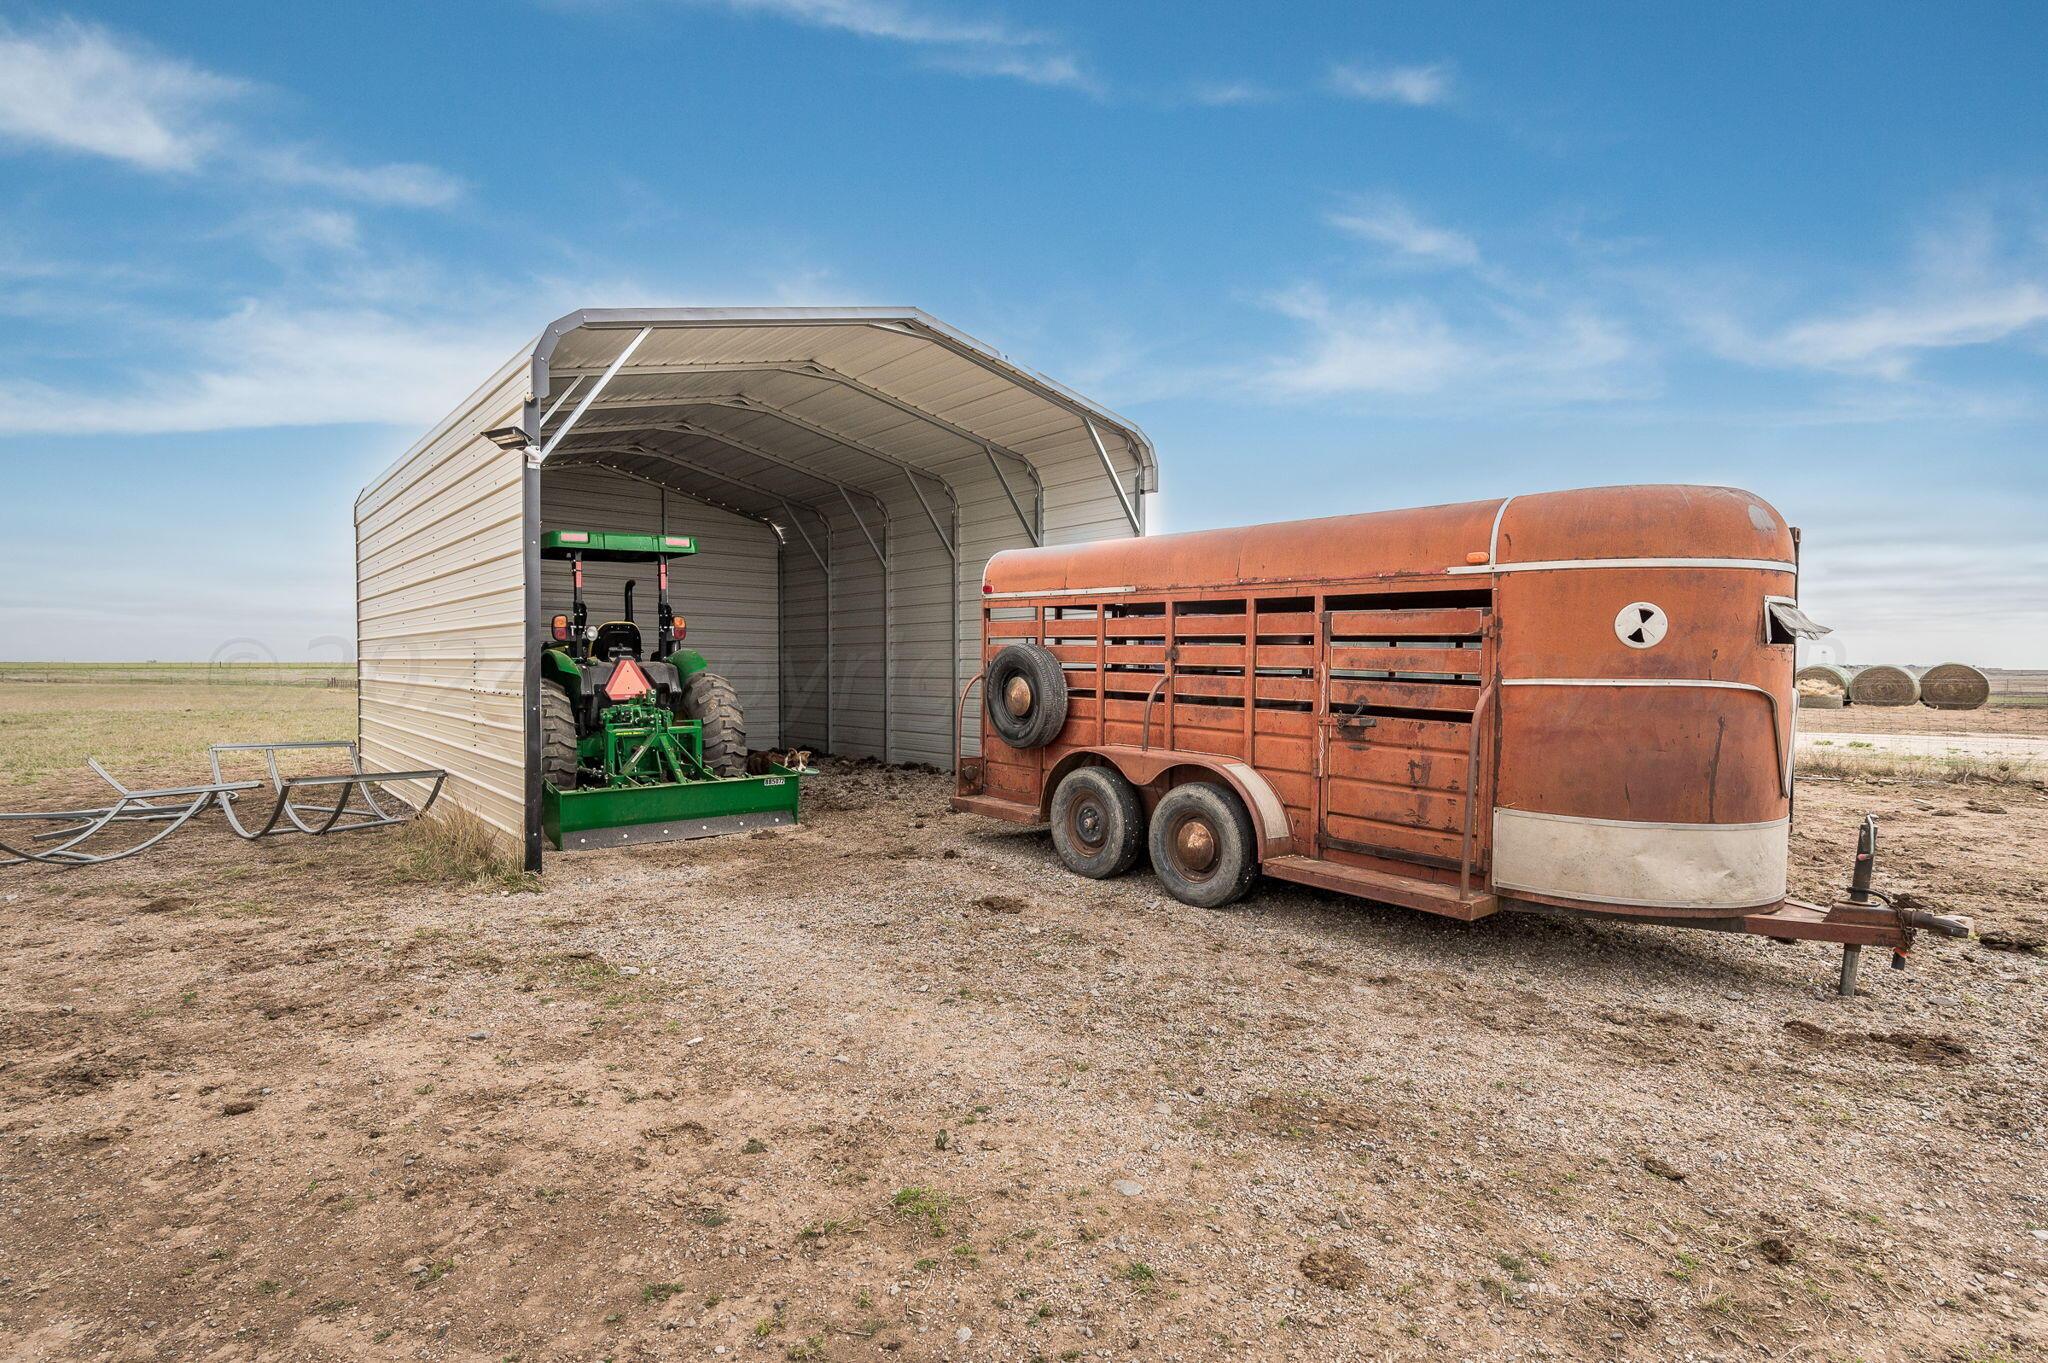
[538,529,804,850]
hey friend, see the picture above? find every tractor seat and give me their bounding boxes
[593,621,644,660]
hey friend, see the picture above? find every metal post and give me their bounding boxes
[1084,416,1142,535]
[984,445,1042,546]
[539,327,651,462]
[1838,945,1862,997]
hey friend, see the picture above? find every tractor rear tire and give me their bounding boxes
[680,670,748,778]
[540,679,579,791]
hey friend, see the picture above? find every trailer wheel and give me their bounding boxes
[1148,782,1258,909]
[1049,765,1144,879]
[541,679,579,791]
[985,642,1068,749]
[680,670,748,777]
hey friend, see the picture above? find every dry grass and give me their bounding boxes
[0,680,355,787]
[1796,747,2044,786]
[393,805,538,892]
[0,662,352,688]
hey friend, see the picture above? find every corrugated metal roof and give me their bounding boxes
[530,309,1154,510]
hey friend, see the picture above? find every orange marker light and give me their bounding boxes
[1465,551,1490,565]
[550,614,570,641]
[672,616,687,639]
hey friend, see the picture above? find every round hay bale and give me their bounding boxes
[1848,664,1921,707]
[1796,663,1856,703]
[1918,662,1990,711]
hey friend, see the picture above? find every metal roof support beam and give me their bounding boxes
[779,499,829,574]
[565,442,838,535]
[839,486,887,568]
[703,396,963,510]
[1085,416,1142,536]
[903,470,956,560]
[624,422,894,522]
[539,327,650,462]
[575,459,779,530]
[538,375,584,427]
[553,360,1045,504]
[984,446,1042,547]
[559,391,965,525]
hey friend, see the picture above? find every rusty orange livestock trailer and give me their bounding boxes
[951,484,1968,992]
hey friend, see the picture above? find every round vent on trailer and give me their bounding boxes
[1615,602,1668,649]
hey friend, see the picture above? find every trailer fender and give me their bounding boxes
[1045,746,1293,861]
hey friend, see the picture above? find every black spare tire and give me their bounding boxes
[985,641,1068,749]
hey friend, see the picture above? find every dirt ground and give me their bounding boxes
[3,713,2045,1361]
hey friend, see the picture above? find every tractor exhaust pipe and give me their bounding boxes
[623,579,636,623]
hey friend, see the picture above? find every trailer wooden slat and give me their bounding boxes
[1327,678,1481,713]
[1327,607,1488,638]
[1328,644,1483,676]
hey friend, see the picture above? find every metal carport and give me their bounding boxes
[355,308,1156,871]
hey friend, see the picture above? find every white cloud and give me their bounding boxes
[1184,79,1278,107]
[1763,287,2048,377]
[0,17,460,206]
[0,300,525,435]
[704,0,1089,88]
[1664,202,2048,380]
[1261,284,1635,402]
[1262,286,1470,395]
[1327,195,1481,268]
[249,148,465,209]
[0,18,240,171]
[1327,61,1452,107]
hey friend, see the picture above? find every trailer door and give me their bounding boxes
[1315,600,1493,878]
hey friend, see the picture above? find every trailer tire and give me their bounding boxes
[1148,782,1258,909]
[985,642,1068,749]
[680,670,748,778]
[541,679,579,791]
[1050,765,1144,879]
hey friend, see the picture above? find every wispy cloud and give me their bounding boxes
[1740,288,2048,378]
[1326,60,1452,107]
[1327,194,1481,268]
[703,0,1090,89]
[0,299,524,434]
[0,17,240,171]
[0,17,461,205]
[1184,79,1279,108]
[1262,284,1635,402]
[251,147,465,209]
[1666,199,2048,380]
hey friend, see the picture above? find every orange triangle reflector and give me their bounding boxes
[604,657,651,702]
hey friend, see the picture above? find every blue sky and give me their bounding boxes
[2,1,2044,665]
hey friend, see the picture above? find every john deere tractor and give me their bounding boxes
[538,529,803,850]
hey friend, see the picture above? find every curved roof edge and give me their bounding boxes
[527,307,1157,486]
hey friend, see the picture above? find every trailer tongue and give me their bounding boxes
[538,530,805,850]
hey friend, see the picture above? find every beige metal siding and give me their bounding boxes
[539,467,781,746]
[355,358,528,848]
[779,519,831,752]
[828,507,888,758]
